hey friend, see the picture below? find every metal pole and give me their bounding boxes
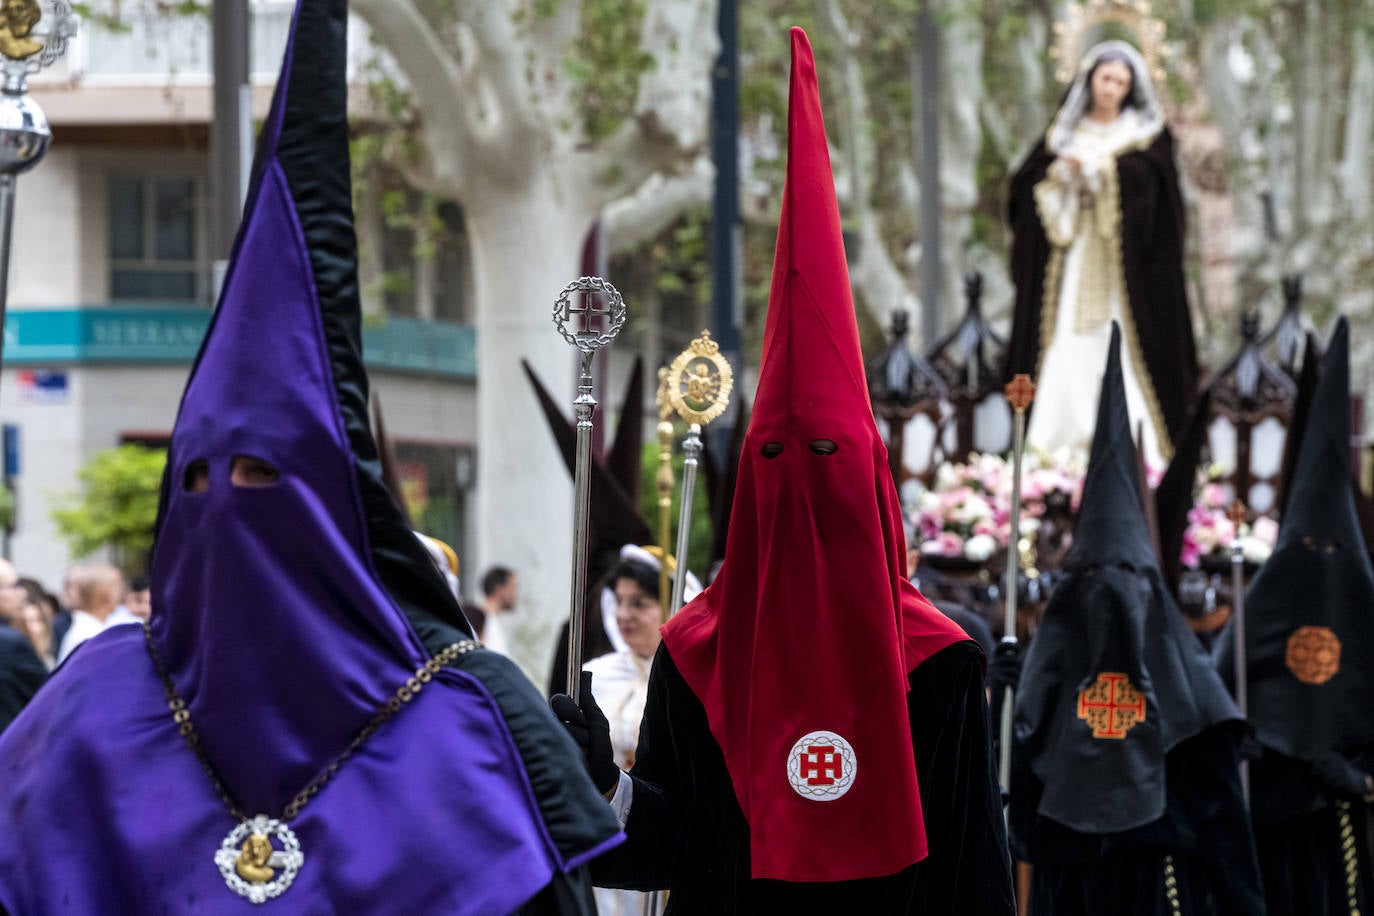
[212,0,250,263]
[554,278,626,702]
[565,349,598,703]
[709,0,741,475]
[914,0,944,345]
[655,418,674,613]
[1000,376,1035,794]
[1228,499,1249,802]
[0,175,17,358]
[669,425,703,616]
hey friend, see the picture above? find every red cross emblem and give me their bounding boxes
[1076,672,1146,739]
[799,745,845,786]
[787,730,856,800]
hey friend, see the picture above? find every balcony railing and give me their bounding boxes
[39,2,371,86]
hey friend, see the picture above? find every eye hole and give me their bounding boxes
[808,439,838,456]
[231,455,281,488]
[761,442,784,459]
[183,459,209,493]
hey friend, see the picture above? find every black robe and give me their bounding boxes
[1249,748,1374,915]
[0,628,45,735]
[1011,724,1263,916]
[1006,128,1198,449]
[591,640,1015,914]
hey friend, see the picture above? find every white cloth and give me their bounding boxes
[1027,108,1166,470]
[585,649,652,915]
[56,610,107,665]
[481,611,510,656]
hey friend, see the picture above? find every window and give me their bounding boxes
[109,175,209,304]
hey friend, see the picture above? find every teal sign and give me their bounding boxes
[1,308,476,379]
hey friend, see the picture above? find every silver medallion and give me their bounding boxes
[214,815,305,904]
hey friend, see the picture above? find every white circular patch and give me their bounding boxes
[786,730,857,801]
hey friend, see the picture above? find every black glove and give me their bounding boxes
[550,671,620,795]
[987,640,1023,733]
[1312,751,1374,800]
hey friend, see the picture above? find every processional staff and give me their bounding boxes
[654,371,676,612]
[1228,498,1250,802]
[999,373,1036,794]
[553,277,626,702]
[664,331,733,617]
[643,332,733,916]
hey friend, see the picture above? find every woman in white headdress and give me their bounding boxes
[583,544,701,916]
[1006,40,1199,472]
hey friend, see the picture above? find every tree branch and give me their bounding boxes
[603,156,715,255]
[575,0,718,207]
[351,0,470,194]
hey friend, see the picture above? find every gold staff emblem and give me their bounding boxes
[665,330,735,426]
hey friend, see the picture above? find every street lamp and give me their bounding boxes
[0,0,76,380]
[926,272,1011,460]
[1207,309,1297,517]
[865,309,946,484]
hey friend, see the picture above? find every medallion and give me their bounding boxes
[786,730,857,801]
[214,815,304,904]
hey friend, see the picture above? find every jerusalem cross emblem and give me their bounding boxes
[1076,672,1146,739]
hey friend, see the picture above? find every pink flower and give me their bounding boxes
[1201,483,1228,509]
[1180,532,1202,569]
[922,532,965,556]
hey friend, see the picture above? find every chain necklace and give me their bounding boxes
[142,623,478,904]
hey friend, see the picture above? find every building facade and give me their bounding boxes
[5,3,479,591]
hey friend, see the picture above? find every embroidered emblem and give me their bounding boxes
[1077,672,1146,739]
[1286,626,1342,685]
[786,730,857,801]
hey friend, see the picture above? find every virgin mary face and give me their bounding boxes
[1090,59,1133,117]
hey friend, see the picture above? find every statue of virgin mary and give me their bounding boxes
[1006,40,1198,469]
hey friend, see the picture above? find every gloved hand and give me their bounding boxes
[987,640,1024,697]
[550,671,620,795]
[1312,751,1374,800]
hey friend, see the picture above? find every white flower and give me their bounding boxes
[950,494,994,524]
[964,533,999,562]
[1240,536,1273,566]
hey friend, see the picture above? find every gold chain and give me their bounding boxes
[1337,800,1362,916]
[1163,854,1181,916]
[142,623,478,823]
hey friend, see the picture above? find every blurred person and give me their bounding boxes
[56,564,127,664]
[1217,319,1374,913]
[0,2,619,908]
[581,546,701,916]
[0,559,25,626]
[476,565,518,655]
[1010,328,1261,915]
[17,599,53,669]
[124,575,152,620]
[0,618,43,734]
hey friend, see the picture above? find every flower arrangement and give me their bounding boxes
[905,448,1088,564]
[1181,474,1279,569]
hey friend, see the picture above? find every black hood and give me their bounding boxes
[1014,325,1241,834]
[1218,317,1374,760]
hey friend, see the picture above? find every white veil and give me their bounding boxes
[1046,40,1164,155]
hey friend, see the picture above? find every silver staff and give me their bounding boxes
[0,1,76,386]
[1228,498,1250,802]
[999,374,1036,793]
[665,331,734,616]
[553,277,626,701]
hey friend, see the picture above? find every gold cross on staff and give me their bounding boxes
[1005,374,1037,412]
[1228,498,1247,531]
